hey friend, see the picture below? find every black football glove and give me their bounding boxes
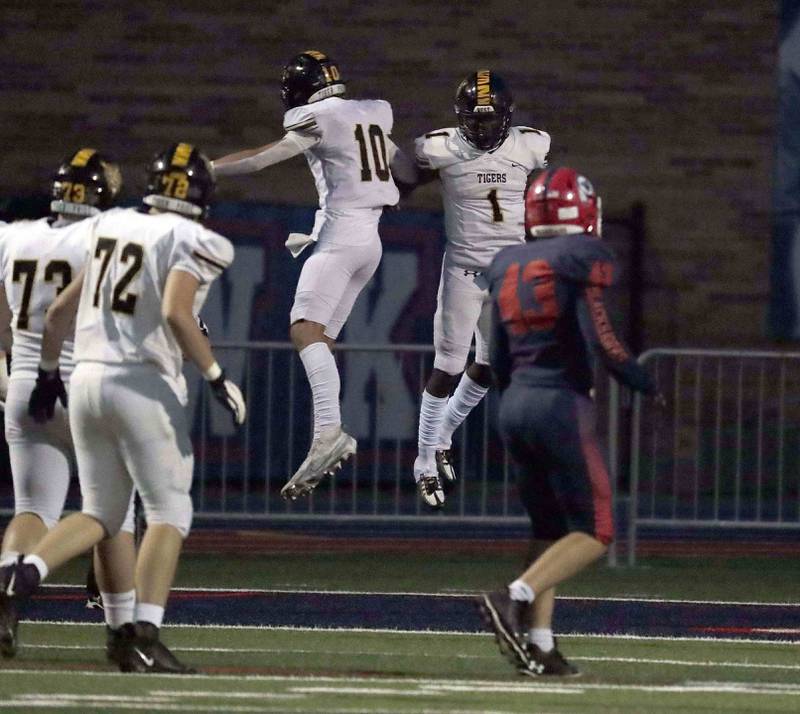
[28,367,67,423]
[208,370,246,427]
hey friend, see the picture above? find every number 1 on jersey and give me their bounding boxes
[354,124,390,182]
[487,189,504,222]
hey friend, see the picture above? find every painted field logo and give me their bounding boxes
[476,70,491,105]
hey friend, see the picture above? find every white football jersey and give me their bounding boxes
[74,208,233,395]
[284,96,400,210]
[415,126,551,269]
[0,216,96,380]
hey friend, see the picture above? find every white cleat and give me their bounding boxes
[435,448,457,482]
[281,427,357,500]
[417,474,445,509]
[414,455,444,509]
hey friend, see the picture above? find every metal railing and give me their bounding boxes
[189,341,529,523]
[621,348,800,565]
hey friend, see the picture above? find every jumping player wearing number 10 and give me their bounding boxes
[212,51,415,500]
[408,71,550,507]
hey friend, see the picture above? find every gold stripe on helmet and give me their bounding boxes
[71,148,97,167]
[304,50,327,61]
[476,70,491,105]
[172,143,194,168]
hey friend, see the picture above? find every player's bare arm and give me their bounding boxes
[0,286,13,352]
[161,269,216,373]
[40,267,85,367]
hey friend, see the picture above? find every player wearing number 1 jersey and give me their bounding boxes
[212,50,415,500]
[410,71,550,507]
[0,143,245,673]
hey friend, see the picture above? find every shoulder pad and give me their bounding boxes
[414,128,461,170]
[283,104,318,134]
[514,127,551,167]
[556,238,616,285]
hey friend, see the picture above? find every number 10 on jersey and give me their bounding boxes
[354,124,390,182]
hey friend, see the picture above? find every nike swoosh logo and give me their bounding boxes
[135,648,155,667]
[511,162,528,170]
[6,573,15,597]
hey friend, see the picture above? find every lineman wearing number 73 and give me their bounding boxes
[212,50,416,500]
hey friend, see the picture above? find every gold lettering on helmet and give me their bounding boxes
[304,50,327,60]
[71,148,96,167]
[172,143,193,168]
[476,70,491,105]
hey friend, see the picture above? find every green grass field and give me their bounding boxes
[1,548,799,713]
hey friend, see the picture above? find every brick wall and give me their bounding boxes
[0,0,777,346]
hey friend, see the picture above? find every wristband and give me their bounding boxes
[39,359,59,372]
[203,361,223,381]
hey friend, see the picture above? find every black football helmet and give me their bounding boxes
[454,70,514,151]
[51,148,122,218]
[143,143,215,220]
[280,50,345,109]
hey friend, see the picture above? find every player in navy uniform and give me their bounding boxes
[477,167,656,676]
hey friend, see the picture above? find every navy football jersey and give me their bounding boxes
[485,234,653,394]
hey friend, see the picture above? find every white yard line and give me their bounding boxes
[19,642,800,670]
[2,668,800,696]
[44,583,800,607]
[19,619,800,646]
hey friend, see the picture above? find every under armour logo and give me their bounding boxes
[463,269,483,277]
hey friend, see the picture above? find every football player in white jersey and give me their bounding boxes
[0,149,140,659]
[212,50,415,500]
[0,143,246,673]
[410,71,551,507]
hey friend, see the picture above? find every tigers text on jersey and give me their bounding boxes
[284,96,400,211]
[0,217,94,380]
[74,207,233,396]
[415,126,550,270]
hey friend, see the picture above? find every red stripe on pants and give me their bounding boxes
[577,399,615,545]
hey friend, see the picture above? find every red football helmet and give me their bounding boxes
[525,167,602,238]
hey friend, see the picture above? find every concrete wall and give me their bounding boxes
[0,1,777,346]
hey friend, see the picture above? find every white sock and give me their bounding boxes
[135,602,165,629]
[0,551,19,568]
[508,578,535,603]
[417,390,449,469]
[529,627,554,653]
[22,554,48,581]
[299,342,341,440]
[438,373,489,448]
[101,589,135,629]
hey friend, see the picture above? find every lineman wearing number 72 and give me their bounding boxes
[212,50,416,500]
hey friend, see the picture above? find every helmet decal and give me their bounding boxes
[171,142,194,168]
[70,148,96,167]
[475,70,492,107]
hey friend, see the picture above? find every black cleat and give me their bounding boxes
[519,640,581,677]
[0,558,41,659]
[106,623,136,665]
[477,590,530,670]
[118,622,196,674]
[435,449,457,482]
